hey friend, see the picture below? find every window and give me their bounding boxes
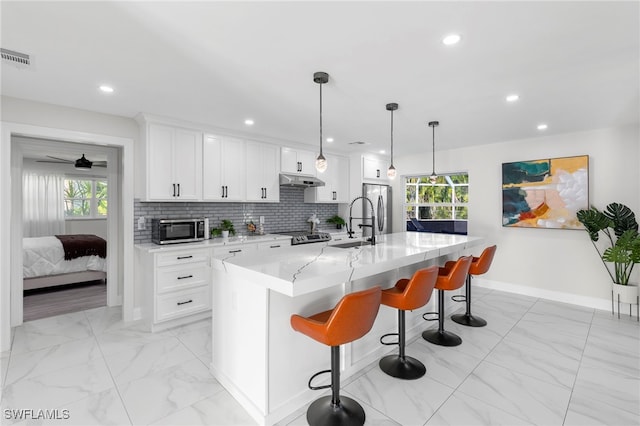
[64,178,108,218]
[404,173,468,230]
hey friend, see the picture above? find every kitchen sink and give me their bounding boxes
[331,240,374,249]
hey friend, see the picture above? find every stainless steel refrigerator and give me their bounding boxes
[362,183,392,238]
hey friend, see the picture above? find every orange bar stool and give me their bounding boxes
[379,266,438,380]
[291,286,382,426]
[451,245,497,327]
[422,256,473,347]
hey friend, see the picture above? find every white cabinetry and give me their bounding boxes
[362,156,390,182]
[141,120,203,201]
[304,154,349,203]
[203,135,245,201]
[281,147,317,176]
[139,246,212,332]
[246,141,280,202]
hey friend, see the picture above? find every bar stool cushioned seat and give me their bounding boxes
[422,256,473,347]
[451,245,497,327]
[291,286,382,426]
[379,266,439,379]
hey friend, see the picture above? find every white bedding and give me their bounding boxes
[23,236,107,278]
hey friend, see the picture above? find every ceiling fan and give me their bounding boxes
[36,154,107,169]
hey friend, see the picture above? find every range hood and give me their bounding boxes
[279,173,325,188]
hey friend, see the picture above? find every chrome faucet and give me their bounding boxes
[347,196,376,245]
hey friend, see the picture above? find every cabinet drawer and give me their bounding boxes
[156,248,210,267]
[256,241,289,250]
[212,244,257,256]
[156,263,210,293]
[156,285,211,323]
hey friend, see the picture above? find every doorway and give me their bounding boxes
[18,137,115,322]
[0,122,134,351]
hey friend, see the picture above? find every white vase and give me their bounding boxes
[221,230,229,239]
[612,282,638,305]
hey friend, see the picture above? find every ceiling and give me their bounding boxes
[2,1,638,158]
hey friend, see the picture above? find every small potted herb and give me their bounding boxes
[326,215,346,230]
[219,219,236,238]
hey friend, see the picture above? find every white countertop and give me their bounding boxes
[212,232,484,297]
[135,234,292,253]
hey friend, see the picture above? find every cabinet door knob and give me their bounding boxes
[177,183,180,197]
[177,255,193,260]
[177,274,193,280]
[177,299,193,306]
[229,249,242,253]
[173,183,176,197]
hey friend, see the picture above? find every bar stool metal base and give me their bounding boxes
[379,354,426,380]
[422,329,462,347]
[306,395,365,426]
[451,313,487,327]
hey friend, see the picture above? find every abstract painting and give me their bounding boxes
[502,155,588,229]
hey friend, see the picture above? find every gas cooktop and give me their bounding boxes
[274,231,332,245]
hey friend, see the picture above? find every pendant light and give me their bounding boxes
[314,71,329,173]
[428,121,439,184]
[386,103,398,179]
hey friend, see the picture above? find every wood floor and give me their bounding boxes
[23,280,107,322]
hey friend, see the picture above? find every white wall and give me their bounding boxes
[392,125,640,305]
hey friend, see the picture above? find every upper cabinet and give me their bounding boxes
[142,120,203,201]
[362,156,390,182]
[304,154,350,203]
[203,135,245,202]
[281,147,317,176]
[246,140,280,202]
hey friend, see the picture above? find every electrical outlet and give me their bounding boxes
[137,217,145,230]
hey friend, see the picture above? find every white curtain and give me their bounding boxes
[23,171,65,237]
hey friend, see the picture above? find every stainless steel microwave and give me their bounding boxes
[151,218,208,245]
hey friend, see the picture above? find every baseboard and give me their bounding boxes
[475,278,612,312]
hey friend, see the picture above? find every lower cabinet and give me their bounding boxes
[138,246,212,332]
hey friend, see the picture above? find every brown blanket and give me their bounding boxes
[55,234,107,260]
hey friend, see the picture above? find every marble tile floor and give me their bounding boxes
[1,288,638,426]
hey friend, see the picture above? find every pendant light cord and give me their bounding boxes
[319,82,323,157]
[390,109,394,165]
[431,124,435,174]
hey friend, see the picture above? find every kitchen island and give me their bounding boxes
[210,232,484,425]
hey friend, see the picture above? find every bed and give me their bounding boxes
[23,234,107,290]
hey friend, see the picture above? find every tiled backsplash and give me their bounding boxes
[134,186,339,244]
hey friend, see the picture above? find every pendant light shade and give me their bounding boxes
[428,121,439,184]
[314,71,329,173]
[386,103,398,179]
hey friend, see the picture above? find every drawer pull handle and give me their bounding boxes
[229,249,242,253]
[177,275,193,280]
[177,255,193,260]
[177,299,193,306]
[270,245,281,248]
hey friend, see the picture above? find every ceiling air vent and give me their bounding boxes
[1,48,31,67]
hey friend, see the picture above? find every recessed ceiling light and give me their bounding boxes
[326,137,334,143]
[379,150,386,154]
[99,85,114,93]
[506,94,519,102]
[442,34,461,46]
[244,119,254,126]
[537,123,548,130]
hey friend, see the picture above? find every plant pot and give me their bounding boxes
[221,230,230,239]
[612,282,638,305]
[335,224,342,230]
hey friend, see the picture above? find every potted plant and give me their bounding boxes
[326,215,346,230]
[577,202,640,306]
[219,219,236,238]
